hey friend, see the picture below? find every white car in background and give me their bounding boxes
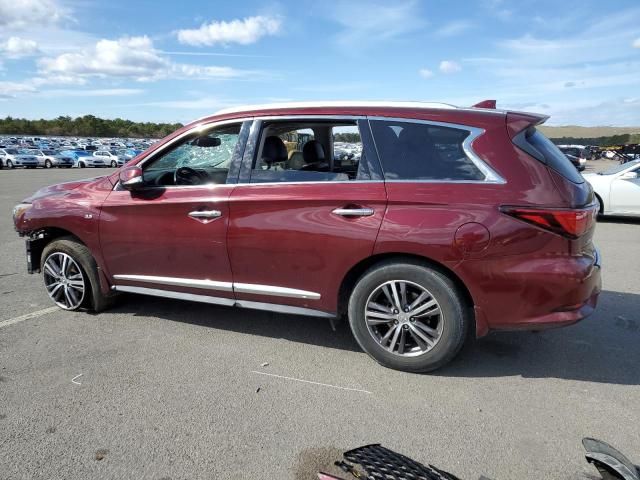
[584,160,640,217]
[93,150,119,167]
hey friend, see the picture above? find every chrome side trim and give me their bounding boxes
[113,274,233,292]
[233,283,321,300]
[235,299,334,318]
[113,286,236,307]
[367,116,507,184]
[112,285,334,318]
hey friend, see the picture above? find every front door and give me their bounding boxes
[226,117,387,315]
[99,121,248,303]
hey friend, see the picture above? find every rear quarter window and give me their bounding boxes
[369,120,484,181]
[514,128,584,184]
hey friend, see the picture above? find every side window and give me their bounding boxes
[142,123,242,186]
[250,120,368,183]
[370,120,485,181]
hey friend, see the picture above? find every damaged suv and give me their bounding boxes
[13,101,601,372]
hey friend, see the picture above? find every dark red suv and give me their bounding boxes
[12,101,602,372]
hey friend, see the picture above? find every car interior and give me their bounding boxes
[250,120,364,183]
[141,124,242,187]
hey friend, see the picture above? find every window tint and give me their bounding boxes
[521,129,584,184]
[370,120,484,181]
[250,121,367,183]
[142,124,241,186]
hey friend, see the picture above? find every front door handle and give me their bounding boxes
[331,207,375,217]
[188,210,222,222]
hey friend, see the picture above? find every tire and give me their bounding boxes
[79,162,86,168]
[41,236,116,312]
[7,160,13,169]
[111,160,117,167]
[348,260,469,373]
[595,195,604,217]
[45,159,52,168]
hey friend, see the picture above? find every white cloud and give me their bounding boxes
[439,60,461,74]
[0,0,68,29]
[38,35,254,82]
[633,38,640,48]
[434,20,473,37]
[0,37,39,58]
[0,81,36,99]
[176,15,281,46]
[39,88,144,98]
[418,68,434,79]
[328,0,426,48]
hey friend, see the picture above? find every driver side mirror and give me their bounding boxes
[119,166,144,190]
[620,171,638,180]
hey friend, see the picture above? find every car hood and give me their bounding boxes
[24,176,112,202]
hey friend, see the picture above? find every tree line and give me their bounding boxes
[0,115,184,139]
[549,133,640,146]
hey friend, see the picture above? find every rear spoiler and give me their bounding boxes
[470,100,550,138]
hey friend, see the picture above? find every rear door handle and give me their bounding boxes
[188,210,222,221]
[331,207,375,217]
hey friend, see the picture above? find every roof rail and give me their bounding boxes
[211,100,459,116]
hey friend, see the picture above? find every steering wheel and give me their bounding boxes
[174,166,204,186]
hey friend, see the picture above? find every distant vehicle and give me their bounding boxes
[93,150,119,167]
[584,159,640,217]
[75,150,107,168]
[115,148,142,166]
[558,146,587,171]
[0,148,39,168]
[42,150,75,168]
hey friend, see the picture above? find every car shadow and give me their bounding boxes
[438,290,640,385]
[597,216,640,225]
[106,289,639,386]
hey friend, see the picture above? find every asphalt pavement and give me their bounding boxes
[1,164,639,480]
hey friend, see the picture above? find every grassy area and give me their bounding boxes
[540,125,640,138]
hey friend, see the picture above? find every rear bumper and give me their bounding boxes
[465,248,602,335]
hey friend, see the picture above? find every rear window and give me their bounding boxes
[370,120,484,181]
[516,128,584,184]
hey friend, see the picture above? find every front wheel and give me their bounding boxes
[41,237,116,312]
[348,261,469,372]
[111,160,117,167]
[6,160,14,169]
[45,159,53,168]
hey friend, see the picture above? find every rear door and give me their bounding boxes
[226,117,387,316]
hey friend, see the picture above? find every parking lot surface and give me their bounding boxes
[1,166,639,480]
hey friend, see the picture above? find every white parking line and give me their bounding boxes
[250,370,373,394]
[0,307,59,329]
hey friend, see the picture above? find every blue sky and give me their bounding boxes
[1,0,639,125]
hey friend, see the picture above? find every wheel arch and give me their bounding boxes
[337,253,476,329]
[594,191,605,214]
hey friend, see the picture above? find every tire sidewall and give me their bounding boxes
[348,263,467,372]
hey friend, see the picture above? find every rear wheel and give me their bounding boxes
[348,261,469,372]
[111,160,117,167]
[44,159,53,168]
[41,237,115,312]
[6,160,13,169]
[79,162,86,168]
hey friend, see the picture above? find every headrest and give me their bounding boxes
[302,140,326,164]
[262,136,288,164]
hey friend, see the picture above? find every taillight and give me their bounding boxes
[501,205,597,238]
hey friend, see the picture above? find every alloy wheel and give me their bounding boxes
[364,280,443,357]
[43,252,86,310]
